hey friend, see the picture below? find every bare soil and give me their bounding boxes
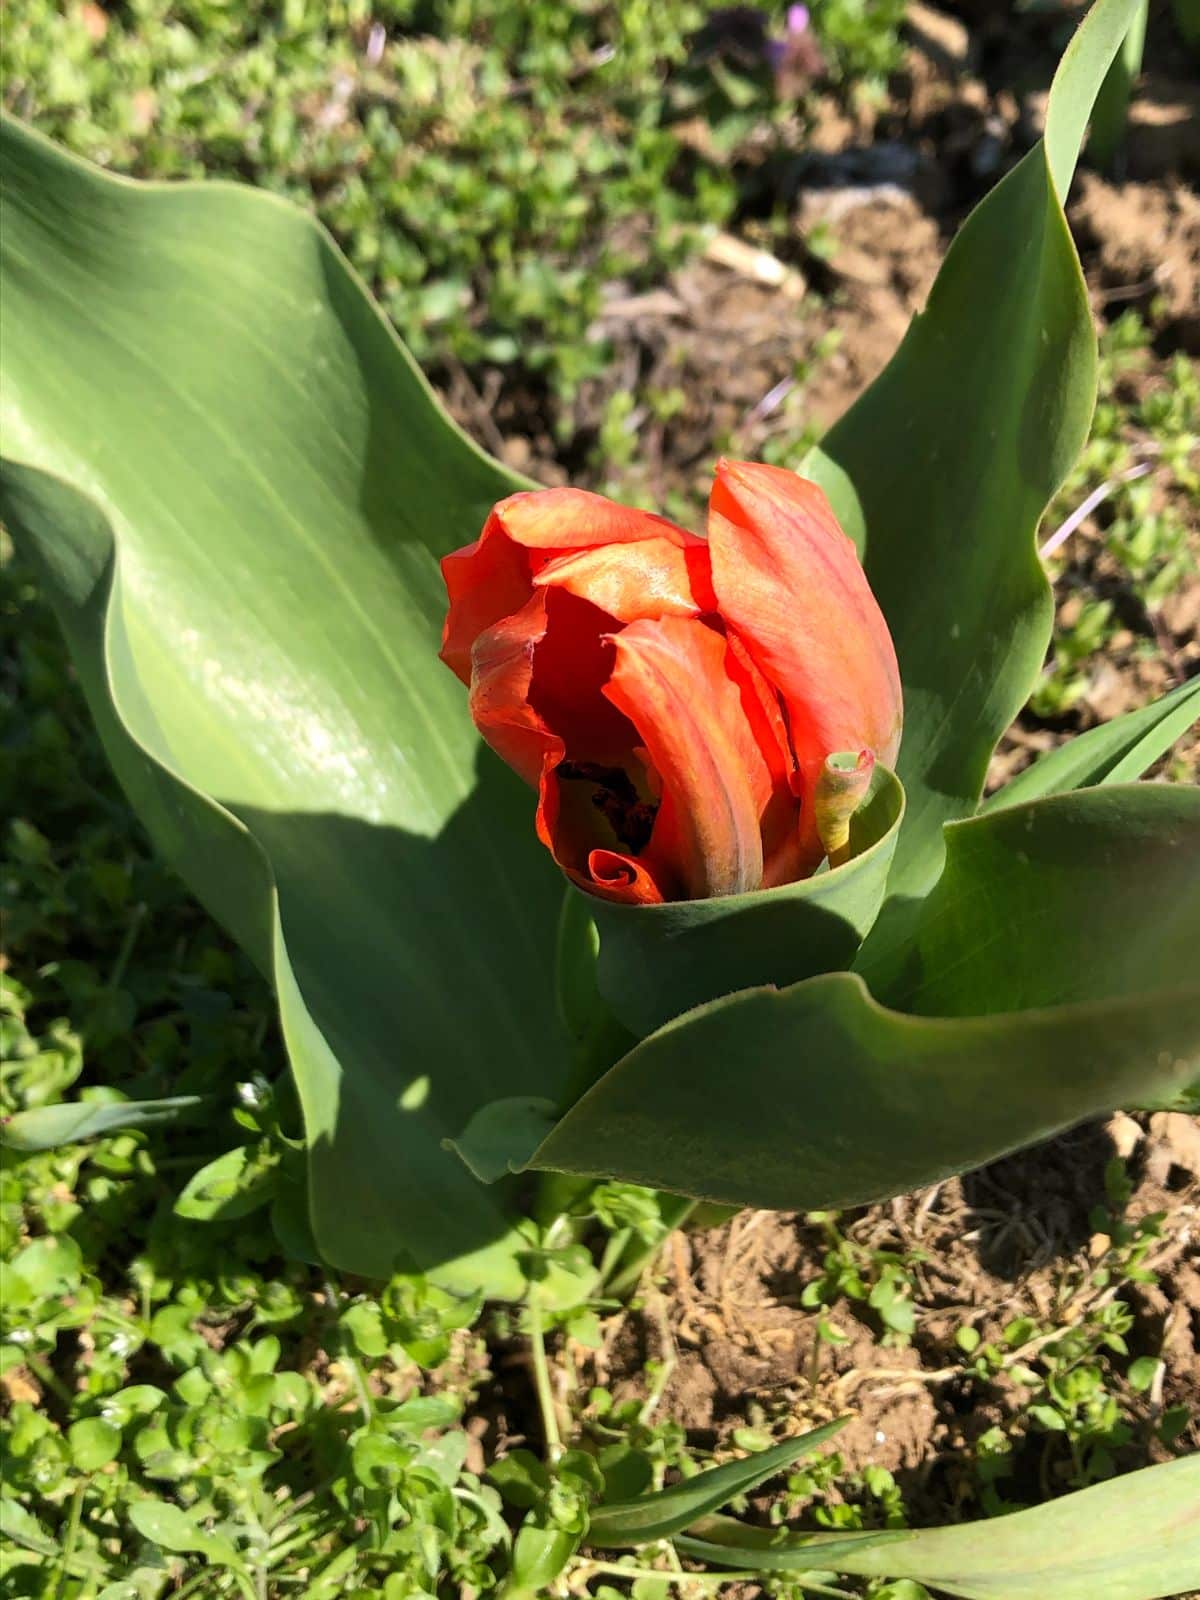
[579,1113,1199,1523]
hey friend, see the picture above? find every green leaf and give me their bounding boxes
[68,1417,122,1472]
[587,766,903,1037]
[174,1146,278,1222]
[982,676,1200,811]
[0,114,565,1293]
[1088,0,1147,169]
[876,786,1200,1018]
[501,1524,580,1600]
[0,1096,200,1152]
[487,1450,551,1510]
[586,1420,849,1548]
[127,1500,241,1567]
[530,972,1198,1214]
[540,786,1189,1219]
[0,1498,59,1557]
[4,1234,82,1302]
[446,1097,559,1184]
[806,0,1142,903]
[676,1515,904,1573]
[678,1456,1200,1600]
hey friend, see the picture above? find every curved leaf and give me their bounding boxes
[588,765,904,1036]
[530,969,1199,1212]
[537,712,1198,1213]
[0,1096,200,1152]
[982,675,1200,810]
[586,1419,849,1548]
[677,1456,1200,1600]
[0,117,566,1293]
[806,0,1142,904]
[871,785,1200,1018]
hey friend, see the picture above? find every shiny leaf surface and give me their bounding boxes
[0,119,563,1292]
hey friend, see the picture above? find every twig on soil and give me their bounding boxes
[1039,458,1154,560]
[704,232,807,299]
[835,1363,961,1400]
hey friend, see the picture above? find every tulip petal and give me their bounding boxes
[537,763,668,906]
[441,489,700,684]
[468,590,562,790]
[723,632,807,886]
[708,459,902,854]
[533,536,716,622]
[604,617,767,900]
[584,848,667,905]
[441,508,537,684]
[495,486,695,551]
[527,589,638,765]
[470,591,668,906]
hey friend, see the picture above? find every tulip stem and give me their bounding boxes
[527,1301,564,1462]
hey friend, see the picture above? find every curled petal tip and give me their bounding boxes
[814,748,876,867]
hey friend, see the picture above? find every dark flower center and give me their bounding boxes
[558,761,659,855]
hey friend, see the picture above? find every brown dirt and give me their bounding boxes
[1074,173,1200,353]
[576,1114,1199,1531]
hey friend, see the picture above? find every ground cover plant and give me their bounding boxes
[3,0,1199,1594]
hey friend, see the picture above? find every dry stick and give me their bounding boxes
[1039,458,1154,560]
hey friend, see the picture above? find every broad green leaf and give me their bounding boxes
[806,0,1142,903]
[0,1095,200,1152]
[536,717,1198,1212]
[587,766,903,1037]
[586,1420,848,1548]
[874,785,1200,1018]
[173,1145,278,1222]
[127,1500,241,1567]
[0,116,565,1293]
[68,1417,122,1473]
[530,971,1199,1213]
[677,1456,1200,1600]
[677,1517,906,1573]
[982,675,1200,811]
[447,1097,558,1184]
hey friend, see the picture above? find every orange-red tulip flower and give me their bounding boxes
[440,460,902,905]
